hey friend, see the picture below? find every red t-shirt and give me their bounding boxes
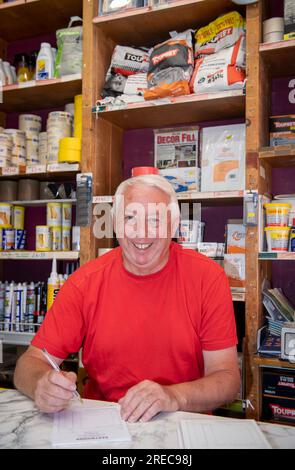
[32,242,237,402]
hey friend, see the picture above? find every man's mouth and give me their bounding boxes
[132,242,153,251]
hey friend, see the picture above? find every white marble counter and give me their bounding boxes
[0,389,295,449]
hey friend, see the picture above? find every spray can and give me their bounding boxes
[47,257,60,311]
[26,282,35,333]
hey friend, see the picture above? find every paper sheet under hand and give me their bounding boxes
[178,419,272,449]
[52,403,131,447]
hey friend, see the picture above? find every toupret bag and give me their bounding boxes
[54,16,83,78]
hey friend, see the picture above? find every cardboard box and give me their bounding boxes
[270,115,295,146]
[262,368,295,399]
[284,0,295,40]
[226,223,246,254]
[200,124,245,192]
[224,253,245,288]
[262,395,295,425]
[154,127,200,192]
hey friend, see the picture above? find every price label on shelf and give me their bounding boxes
[26,165,46,174]
[18,80,36,88]
[47,163,79,172]
[2,167,19,176]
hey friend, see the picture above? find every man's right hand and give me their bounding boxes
[34,370,77,413]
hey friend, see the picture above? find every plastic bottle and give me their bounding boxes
[0,59,6,87]
[47,257,60,310]
[10,66,17,84]
[36,43,54,80]
[3,62,13,85]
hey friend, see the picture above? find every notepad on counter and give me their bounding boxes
[178,418,272,449]
[52,403,131,447]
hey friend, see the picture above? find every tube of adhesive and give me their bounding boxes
[38,282,47,328]
[34,282,41,333]
[26,282,35,333]
[15,282,24,333]
[47,257,60,311]
[4,282,15,332]
[0,281,6,331]
[22,282,27,332]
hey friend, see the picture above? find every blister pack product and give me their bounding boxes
[190,36,246,94]
[195,11,246,58]
[201,123,245,192]
[144,30,194,100]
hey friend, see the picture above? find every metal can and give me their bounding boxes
[15,229,26,250]
[62,228,71,251]
[36,226,52,252]
[290,227,295,252]
[62,203,72,227]
[13,205,25,230]
[51,226,62,251]
[0,229,2,251]
[2,228,15,250]
[0,203,13,228]
[47,202,62,227]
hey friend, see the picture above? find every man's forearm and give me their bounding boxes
[167,369,241,413]
[14,354,51,400]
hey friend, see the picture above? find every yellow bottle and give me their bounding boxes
[47,257,60,311]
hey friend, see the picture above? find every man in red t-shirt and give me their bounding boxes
[14,175,240,423]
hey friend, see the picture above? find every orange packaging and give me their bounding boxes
[226,224,246,254]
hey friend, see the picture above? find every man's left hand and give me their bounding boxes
[118,380,181,423]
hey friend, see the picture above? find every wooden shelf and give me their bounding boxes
[93,190,244,204]
[259,145,295,167]
[260,39,295,77]
[259,252,295,261]
[0,75,82,113]
[6,199,76,206]
[254,356,295,370]
[0,163,80,181]
[0,0,82,42]
[0,251,80,260]
[93,0,243,47]
[93,90,245,130]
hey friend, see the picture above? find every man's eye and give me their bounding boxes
[125,215,137,225]
[148,218,159,227]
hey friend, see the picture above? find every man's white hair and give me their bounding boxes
[113,174,180,227]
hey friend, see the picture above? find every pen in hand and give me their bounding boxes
[41,348,83,404]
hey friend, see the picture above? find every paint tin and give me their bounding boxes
[0,203,13,228]
[265,226,290,252]
[2,228,15,250]
[47,202,62,227]
[15,229,26,250]
[62,203,72,227]
[36,226,52,251]
[62,228,71,251]
[13,205,25,230]
[51,226,62,251]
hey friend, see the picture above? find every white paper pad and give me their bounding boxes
[52,404,131,447]
[178,419,272,449]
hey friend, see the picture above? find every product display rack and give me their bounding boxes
[0,0,84,377]
[244,1,295,423]
[1,0,294,424]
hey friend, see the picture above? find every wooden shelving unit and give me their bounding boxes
[260,39,295,77]
[0,0,82,42]
[0,251,80,260]
[0,74,82,113]
[254,356,295,370]
[93,0,244,46]
[259,145,295,167]
[93,90,245,129]
[0,163,80,180]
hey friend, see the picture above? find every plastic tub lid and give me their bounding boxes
[132,167,159,177]
[264,226,290,231]
[264,203,291,208]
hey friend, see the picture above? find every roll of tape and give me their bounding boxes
[0,180,18,201]
[18,179,40,201]
[263,17,284,35]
